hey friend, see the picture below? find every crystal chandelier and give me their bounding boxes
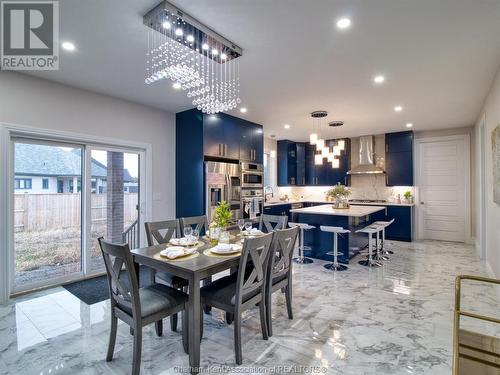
[309,111,344,169]
[143,1,242,114]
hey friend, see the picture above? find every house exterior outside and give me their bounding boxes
[14,143,135,194]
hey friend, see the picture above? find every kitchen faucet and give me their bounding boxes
[264,186,274,202]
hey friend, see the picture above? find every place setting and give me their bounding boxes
[155,228,202,262]
[204,242,243,258]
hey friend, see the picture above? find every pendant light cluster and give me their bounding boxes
[309,111,345,169]
[143,1,243,114]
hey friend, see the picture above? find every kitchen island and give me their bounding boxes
[289,204,386,263]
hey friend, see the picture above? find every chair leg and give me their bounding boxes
[266,288,273,337]
[259,299,268,340]
[285,285,293,320]
[155,319,163,336]
[170,313,178,332]
[226,311,234,325]
[182,311,188,354]
[106,315,118,362]
[132,325,142,375]
[234,312,243,365]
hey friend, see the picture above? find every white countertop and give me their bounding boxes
[289,204,386,217]
[264,199,414,207]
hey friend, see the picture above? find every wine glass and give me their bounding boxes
[237,219,245,236]
[184,227,192,243]
[244,221,252,234]
[191,229,199,245]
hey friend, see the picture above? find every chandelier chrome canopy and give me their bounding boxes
[309,111,345,169]
[143,1,243,114]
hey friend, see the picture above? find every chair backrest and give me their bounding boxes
[259,214,288,233]
[145,219,181,246]
[180,215,208,236]
[98,237,140,317]
[235,233,273,306]
[268,226,299,282]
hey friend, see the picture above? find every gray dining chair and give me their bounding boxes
[98,237,188,375]
[258,214,288,233]
[265,226,299,336]
[144,219,188,333]
[200,233,274,365]
[179,215,209,236]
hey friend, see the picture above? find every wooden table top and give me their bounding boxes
[131,231,254,277]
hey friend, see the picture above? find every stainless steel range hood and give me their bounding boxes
[347,135,385,175]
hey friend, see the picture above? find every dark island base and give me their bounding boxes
[292,210,386,264]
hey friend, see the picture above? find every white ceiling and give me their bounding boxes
[24,0,500,141]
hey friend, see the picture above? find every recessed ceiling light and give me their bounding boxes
[202,43,209,50]
[172,82,181,89]
[336,18,351,30]
[186,35,194,42]
[284,124,290,129]
[211,49,219,56]
[175,28,183,36]
[61,41,75,51]
[220,53,227,60]
[373,75,385,84]
[405,123,413,128]
[394,105,403,112]
[162,21,171,29]
[240,107,247,113]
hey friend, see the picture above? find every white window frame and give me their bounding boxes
[0,122,153,303]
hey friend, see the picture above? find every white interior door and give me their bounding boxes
[417,136,468,242]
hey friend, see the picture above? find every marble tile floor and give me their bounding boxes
[0,240,498,375]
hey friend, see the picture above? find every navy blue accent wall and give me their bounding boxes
[176,109,205,218]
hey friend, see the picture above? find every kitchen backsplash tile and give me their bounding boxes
[277,178,414,203]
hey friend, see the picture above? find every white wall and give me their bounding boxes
[0,72,176,303]
[0,72,176,221]
[474,65,500,278]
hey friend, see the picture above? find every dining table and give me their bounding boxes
[130,229,251,374]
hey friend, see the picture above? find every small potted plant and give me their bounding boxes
[403,191,413,204]
[326,183,351,209]
[209,201,232,244]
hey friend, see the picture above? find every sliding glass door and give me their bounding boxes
[12,138,142,292]
[88,148,140,274]
[13,140,84,290]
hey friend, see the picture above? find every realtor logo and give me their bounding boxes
[1,0,59,70]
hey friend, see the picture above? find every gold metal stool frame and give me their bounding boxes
[453,275,500,374]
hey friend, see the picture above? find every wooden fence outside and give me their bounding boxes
[14,193,138,232]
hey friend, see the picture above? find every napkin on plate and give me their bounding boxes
[245,228,263,235]
[160,246,195,259]
[215,243,233,253]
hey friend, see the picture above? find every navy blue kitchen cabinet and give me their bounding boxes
[176,108,264,218]
[385,131,413,153]
[203,114,240,160]
[277,141,306,186]
[385,131,413,186]
[263,203,290,217]
[239,120,264,164]
[305,143,324,185]
[303,139,351,186]
[385,206,413,241]
[322,139,351,186]
[348,203,413,242]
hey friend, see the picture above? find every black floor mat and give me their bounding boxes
[63,266,151,305]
